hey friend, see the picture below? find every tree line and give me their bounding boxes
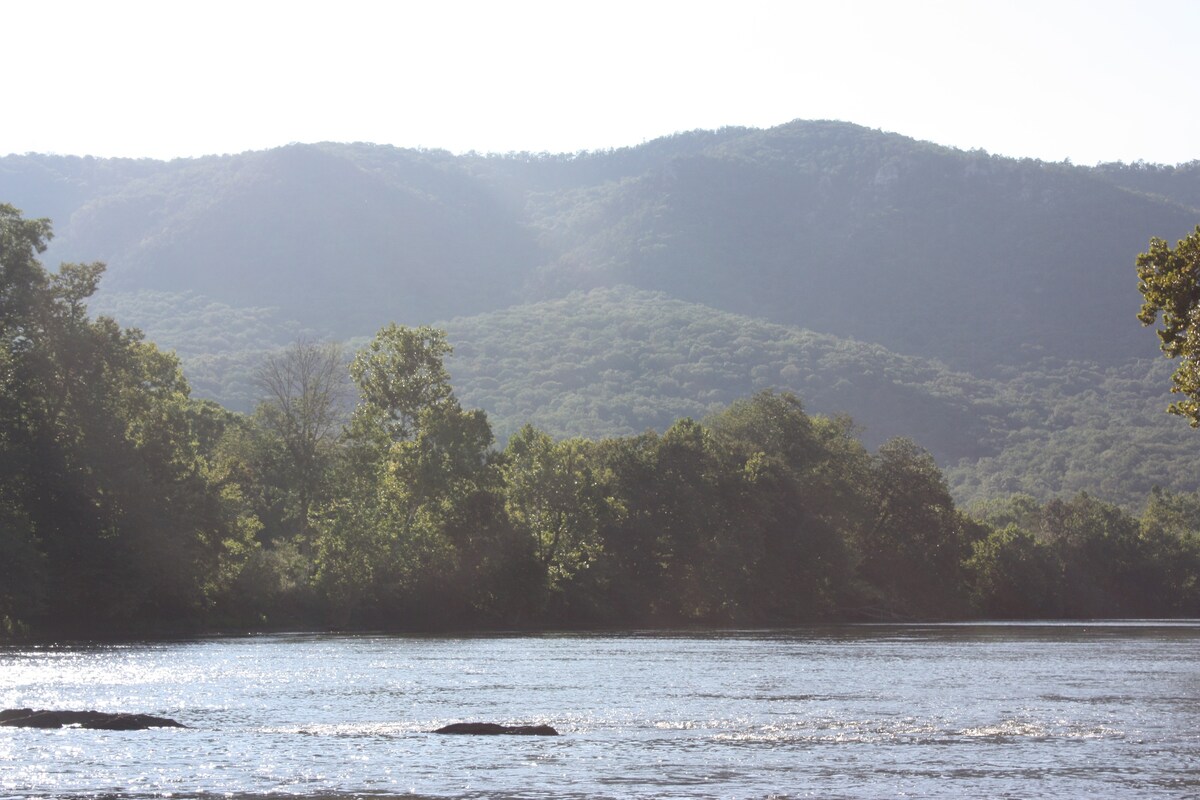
[3,204,1199,638]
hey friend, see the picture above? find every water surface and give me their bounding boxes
[2,622,1197,798]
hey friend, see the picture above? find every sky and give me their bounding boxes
[5,0,1199,165]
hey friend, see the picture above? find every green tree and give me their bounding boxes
[1140,486,1200,540]
[585,431,673,623]
[858,437,981,617]
[315,324,515,627]
[0,206,54,631]
[707,394,858,621]
[1137,225,1200,425]
[349,324,453,443]
[1137,488,1200,614]
[255,339,348,551]
[650,419,735,620]
[502,425,603,593]
[966,524,1061,618]
[189,402,321,627]
[1039,493,1154,616]
[0,205,254,634]
[315,324,458,623]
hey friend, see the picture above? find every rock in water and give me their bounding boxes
[78,712,185,730]
[0,708,34,723]
[0,709,185,730]
[433,722,558,736]
[0,710,62,728]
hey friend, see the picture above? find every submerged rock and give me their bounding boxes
[433,722,558,736]
[0,708,185,730]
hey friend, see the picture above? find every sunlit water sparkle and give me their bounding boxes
[1,622,1198,798]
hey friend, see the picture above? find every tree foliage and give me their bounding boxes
[4,203,1200,636]
[1137,225,1200,425]
[255,339,348,549]
[502,426,602,592]
[350,324,454,442]
[0,205,254,634]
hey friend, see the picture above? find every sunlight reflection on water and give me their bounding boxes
[1,622,1198,798]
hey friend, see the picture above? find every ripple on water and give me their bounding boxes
[2,625,1199,798]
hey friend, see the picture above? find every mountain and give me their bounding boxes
[440,287,1189,508]
[7,121,1198,370]
[2,146,541,333]
[445,286,998,455]
[3,120,1198,506]
[516,123,1200,370]
[1094,160,1200,212]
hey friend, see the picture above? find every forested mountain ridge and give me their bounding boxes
[69,283,1197,509]
[518,122,1200,368]
[3,120,1199,509]
[1,146,541,331]
[440,287,1190,508]
[4,120,1197,368]
[4,186,1200,637]
[1094,160,1200,212]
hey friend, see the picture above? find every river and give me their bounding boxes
[2,622,1197,798]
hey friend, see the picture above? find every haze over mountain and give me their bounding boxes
[3,119,1198,505]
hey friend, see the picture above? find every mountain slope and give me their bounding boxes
[1095,160,1200,212]
[5,145,543,334]
[444,286,999,458]
[5,120,1196,374]
[441,288,1192,508]
[4,120,1199,507]
[520,121,1198,369]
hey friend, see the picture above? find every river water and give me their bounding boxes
[1,622,1197,798]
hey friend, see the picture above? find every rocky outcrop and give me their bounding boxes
[0,708,185,730]
[433,722,558,736]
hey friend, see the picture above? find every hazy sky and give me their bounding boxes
[6,0,1198,164]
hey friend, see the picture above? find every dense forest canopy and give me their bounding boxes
[4,120,1199,508]
[3,119,1200,635]
[6,122,1199,368]
[2,204,1199,638]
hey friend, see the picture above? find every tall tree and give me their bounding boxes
[965,524,1061,618]
[1137,225,1200,425]
[349,324,453,443]
[255,339,348,549]
[315,323,504,626]
[0,205,252,633]
[707,392,861,620]
[0,205,54,631]
[858,437,980,616]
[502,425,603,592]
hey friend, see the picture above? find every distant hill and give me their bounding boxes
[519,123,1200,369]
[87,283,1194,508]
[3,120,1199,506]
[440,288,1189,508]
[443,286,997,457]
[1094,160,1200,212]
[5,121,1197,370]
[3,146,541,334]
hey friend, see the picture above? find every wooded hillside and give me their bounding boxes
[4,120,1199,506]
